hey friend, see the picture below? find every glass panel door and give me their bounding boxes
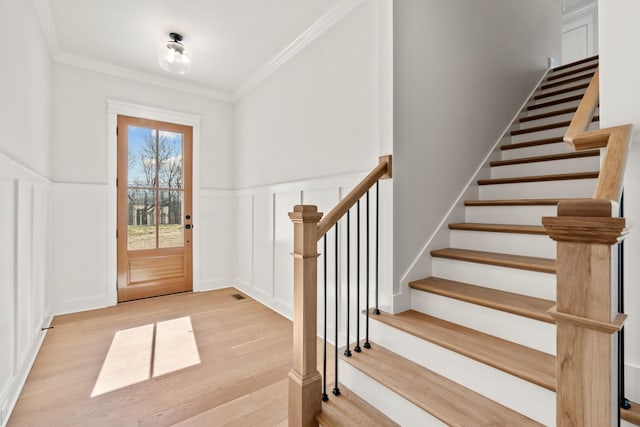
[117,116,193,302]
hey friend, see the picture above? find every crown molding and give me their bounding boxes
[562,1,597,23]
[32,0,232,103]
[232,0,366,101]
[32,0,364,104]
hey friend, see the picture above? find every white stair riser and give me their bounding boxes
[369,320,557,426]
[450,229,555,258]
[538,77,592,95]
[518,112,575,129]
[432,257,556,299]
[546,62,597,79]
[525,99,581,116]
[501,143,573,160]
[532,88,586,105]
[512,122,603,144]
[479,178,597,200]
[339,360,447,426]
[544,71,596,88]
[511,126,567,144]
[491,155,601,179]
[465,205,557,226]
[410,291,556,355]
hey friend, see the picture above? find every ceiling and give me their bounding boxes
[34,0,358,101]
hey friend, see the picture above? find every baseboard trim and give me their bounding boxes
[2,318,52,427]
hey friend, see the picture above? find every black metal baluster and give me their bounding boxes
[322,235,328,402]
[344,210,352,357]
[619,190,630,412]
[364,191,371,349]
[354,200,362,353]
[333,224,341,396]
[375,180,380,315]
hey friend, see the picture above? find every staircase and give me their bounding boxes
[323,56,601,426]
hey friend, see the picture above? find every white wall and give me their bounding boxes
[232,0,393,326]
[599,0,640,403]
[0,0,52,424]
[233,0,382,188]
[50,64,234,314]
[393,0,562,309]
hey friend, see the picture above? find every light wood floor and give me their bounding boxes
[9,288,332,426]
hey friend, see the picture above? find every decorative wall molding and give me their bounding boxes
[562,1,597,23]
[33,0,366,104]
[232,0,367,100]
[0,152,52,427]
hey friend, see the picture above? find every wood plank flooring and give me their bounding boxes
[8,288,328,427]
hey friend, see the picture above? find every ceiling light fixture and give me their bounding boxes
[158,32,192,75]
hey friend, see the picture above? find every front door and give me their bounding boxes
[117,115,193,302]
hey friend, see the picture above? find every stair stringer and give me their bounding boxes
[393,68,552,314]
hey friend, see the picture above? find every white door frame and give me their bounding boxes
[106,99,202,305]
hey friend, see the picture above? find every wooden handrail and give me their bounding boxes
[316,155,392,240]
[563,68,633,202]
[564,69,600,147]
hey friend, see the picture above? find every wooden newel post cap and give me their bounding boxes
[289,205,323,223]
[542,199,628,244]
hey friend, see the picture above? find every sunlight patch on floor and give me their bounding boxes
[90,324,153,397]
[91,316,200,397]
[153,316,201,377]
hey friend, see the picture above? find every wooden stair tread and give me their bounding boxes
[547,62,598,81]
[541,72,595,90]
[430,248,556,274]
[448,222,546,235]
[511,115,598,136]
[519,107,578,123]
[370,311,556,391]
[534,83,589,100]
[551,55,598,72]
[409,276,555,323]
[501,136,564,151]
[621,400,640,426]
[528,94,584,111]
[490,150,600,167]
[464,198,575,206]
[340,341,544,426]
[478,171,599,185]
[316,384,399,427]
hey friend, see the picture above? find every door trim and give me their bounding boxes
[106,99,202,306]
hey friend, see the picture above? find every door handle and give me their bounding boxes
[185,224,192,230]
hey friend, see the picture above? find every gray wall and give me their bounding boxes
[393,0,562,297]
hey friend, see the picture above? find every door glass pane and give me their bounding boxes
[128,126,157,188]
[158,131,184,189]
[159,191,183,248]
[128,189,157,250]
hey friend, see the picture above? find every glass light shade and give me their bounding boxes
[158,40,192,75]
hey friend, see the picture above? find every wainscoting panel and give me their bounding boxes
[198,190,234,291]
[0,179,16,416]
[0,154,51,427]
[234,194,253,289]
[233,173,364,323]
[252,193,275,299]
[51,184,111,314]
[273,190,302,317]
